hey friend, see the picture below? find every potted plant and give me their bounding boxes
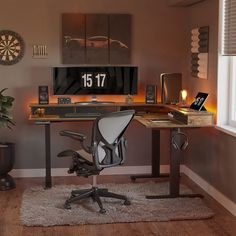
[0,88,15,190]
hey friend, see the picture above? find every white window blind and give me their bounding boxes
[223,0,236,55]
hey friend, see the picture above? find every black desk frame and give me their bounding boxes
[41,123,168,189]
[45,123,52,188]
[130,130,169,180]
[146,128,203,199]
[30,102,212,197]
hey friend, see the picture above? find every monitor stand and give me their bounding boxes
[91,95,98,103]
[200,106,207,111]
[75,95,115,105]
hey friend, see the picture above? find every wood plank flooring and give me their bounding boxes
[0,175,236,236]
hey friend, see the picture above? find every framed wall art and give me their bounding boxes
[62,13,131,65]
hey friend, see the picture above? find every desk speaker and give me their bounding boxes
[146,85,157,104]
[38,86,49,104]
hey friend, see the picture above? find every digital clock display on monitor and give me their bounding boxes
[53,66,138,95]
[81,72,107,89]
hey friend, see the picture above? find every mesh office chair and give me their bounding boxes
[58,110,135,213]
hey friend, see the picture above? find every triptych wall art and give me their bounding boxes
[191,26,209,79]
[62,13,131,64]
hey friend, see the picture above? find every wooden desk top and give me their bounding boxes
[135,115,214,129]
[29,114,214,128]
[29,115,96,122]
[29,102,213,114]
[28,102,214,128]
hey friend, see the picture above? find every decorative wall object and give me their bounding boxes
[62,13,131,64]
[32,45,48,58]
[62,14,86,64]
[109,14,131,64]
[0,30,25,65]
[86,14,109,64]
[190,26,209,79]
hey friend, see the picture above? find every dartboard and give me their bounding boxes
[0,30,25,65]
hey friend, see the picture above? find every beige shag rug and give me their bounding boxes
[20,182,214,226]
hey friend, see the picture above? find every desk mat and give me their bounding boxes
[21,182,214,226]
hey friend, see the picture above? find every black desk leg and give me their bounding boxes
[146,129,203,199]
[131,130,169,181]
[45,123,52,189]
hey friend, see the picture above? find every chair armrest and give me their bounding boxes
[119,137,127,165]
[59,130,86,141]
[59,130,90,152]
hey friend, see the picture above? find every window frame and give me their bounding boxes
[217,0,236,136]
[228,57,236,127]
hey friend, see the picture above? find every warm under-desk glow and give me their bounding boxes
[27,83,147,104]
[28,87,147,104]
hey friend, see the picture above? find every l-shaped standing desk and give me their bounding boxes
[29,102,214,199]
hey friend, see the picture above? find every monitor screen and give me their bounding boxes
[53,66,138,95]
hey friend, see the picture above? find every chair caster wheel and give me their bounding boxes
[130,176,136,181]
[124,200,131,205]
[99,208,106,214]
[64,202,71,209]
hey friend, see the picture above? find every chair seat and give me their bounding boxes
[76,149,93,163]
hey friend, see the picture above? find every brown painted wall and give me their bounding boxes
[184,0,218,109]
[183,0,236,203]
[0,0,187,168]
[2,0,235,205]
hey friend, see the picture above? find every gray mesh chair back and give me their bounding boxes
[91,110,134,169]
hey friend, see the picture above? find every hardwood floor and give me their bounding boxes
[0,175,236,236]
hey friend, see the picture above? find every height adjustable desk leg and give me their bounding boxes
[45,123,52,189]
[146,129,203,199]
[130,130,169,181]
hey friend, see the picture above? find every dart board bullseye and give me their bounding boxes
[0,30,25,65]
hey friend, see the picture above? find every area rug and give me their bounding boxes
[20,182,214,226]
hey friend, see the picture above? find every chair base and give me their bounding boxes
[0,174,15,191]
[64,186,131,214]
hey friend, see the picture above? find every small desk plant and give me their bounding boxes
[0,88,15,190]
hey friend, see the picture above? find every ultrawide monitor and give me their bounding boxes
[53,66,138,95]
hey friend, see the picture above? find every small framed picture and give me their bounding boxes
[190,92,209,111]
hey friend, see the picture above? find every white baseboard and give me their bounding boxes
[182,165,236,216]
[10,164,236,216]
[10,165,171,178]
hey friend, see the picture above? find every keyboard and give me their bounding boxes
[64,112,101,118]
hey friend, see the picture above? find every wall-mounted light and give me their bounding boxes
[179,89,188,107]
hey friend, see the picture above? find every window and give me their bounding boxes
[229,57,236,127]
[221,0,236,55]
[217,0,236,135]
